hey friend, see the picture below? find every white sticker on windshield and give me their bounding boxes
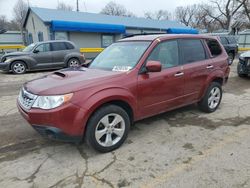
[112,66,132,72]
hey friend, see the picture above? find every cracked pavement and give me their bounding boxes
[0,63,250,188]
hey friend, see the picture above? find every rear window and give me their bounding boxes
[65,42,75,50]
[220,37,228,44]
[180,39,206,64]
[206,39,222,56]
[227,36,237,44]
[51,42,67,51]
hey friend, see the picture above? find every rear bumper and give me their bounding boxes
[0,62,10,71]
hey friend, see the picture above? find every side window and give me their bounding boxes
[180,39,206,64]
[52,42,67,51]
[64,42,74,50]
[206,39,222,56]
[35,43,50,52]
[147,40,179,69]
[38,32,44,42]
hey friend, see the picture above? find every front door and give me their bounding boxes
[137,40,185,119]
[31,43,53,69]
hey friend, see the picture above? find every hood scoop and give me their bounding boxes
[53,71,66,78]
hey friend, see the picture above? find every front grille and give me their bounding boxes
[18,88,37,110]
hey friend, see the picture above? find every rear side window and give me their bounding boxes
[180,39,206,64]
[206,39,222,56]
[51,42,67,51]
[64,42,75,50]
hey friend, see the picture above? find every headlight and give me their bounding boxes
[32,93,73,109]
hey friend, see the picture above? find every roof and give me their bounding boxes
[25,7,186,30]
[119,34,217,42]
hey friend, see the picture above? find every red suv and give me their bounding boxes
[17,34,230,152]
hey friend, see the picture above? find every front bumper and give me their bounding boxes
[17,100,87,142]
[0,62,10,72]
[238,60,250,74]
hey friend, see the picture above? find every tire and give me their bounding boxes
[11,61,27,74]
[85,105,130,152]
[228,53,234,65]
[198,82,222,113]
[67,58,80,67]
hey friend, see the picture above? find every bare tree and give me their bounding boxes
[13,0,28,44]
[0,15,19,31]
[0,15,7,30]
[57,2,73,11]
[203,0,246,30]
[241,0,250,22]
[144,10,171,20]
[100,1,135,17]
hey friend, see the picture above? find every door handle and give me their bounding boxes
[206,65,214,69]
[174,72,184,77]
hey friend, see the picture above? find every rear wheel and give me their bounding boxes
[68,58,80,67]
[198,82,222,113]
[85,105,130,152]
[11,61,27,74]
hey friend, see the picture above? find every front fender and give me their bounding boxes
[8,56,35,69]
[73,87,137,133]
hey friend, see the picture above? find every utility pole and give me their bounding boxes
[76,0,79,12]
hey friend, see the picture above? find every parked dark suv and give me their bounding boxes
[0,40,85,74]
[216,35,238,65]
[17,34,230,152]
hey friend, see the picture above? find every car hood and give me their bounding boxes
[2,51,30,58]
[24,67,126,95]
[240,51,250,58]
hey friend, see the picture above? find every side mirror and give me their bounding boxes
[33,49,39,53]
[145,60,162,72]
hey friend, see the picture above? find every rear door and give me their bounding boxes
[179,38,212,103]
[30,43,53,69]
[137,39,185,118]
[51,42,69,67]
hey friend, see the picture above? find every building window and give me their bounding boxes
[38,32,44,42]
[55,32,68,40]
[28,33,33,44]
[102,35,114,47]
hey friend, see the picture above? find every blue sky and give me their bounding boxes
[0,0,206,20]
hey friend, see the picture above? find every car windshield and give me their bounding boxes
[22,43,36,52]
[89,41,150,71]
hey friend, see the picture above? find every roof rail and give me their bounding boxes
[122,32,166,38]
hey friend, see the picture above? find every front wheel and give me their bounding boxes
[85,105,130,152]
[11,61,27,74]
[198,82,222,113]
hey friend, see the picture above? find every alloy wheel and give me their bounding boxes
[208,87,221,109]
[95,113,125,147]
